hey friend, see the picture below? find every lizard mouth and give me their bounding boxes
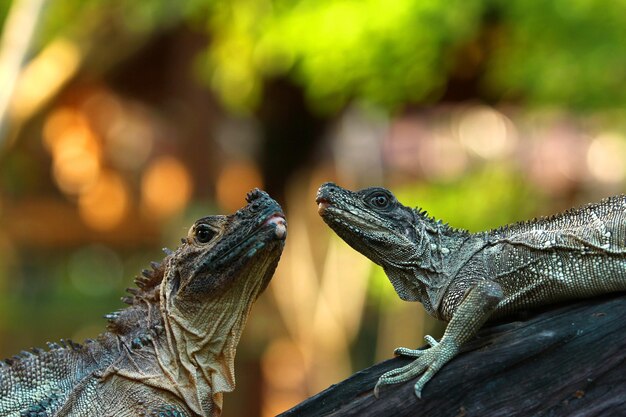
[316,197,331,215]
[316,198,355,223]
[212,212,286,268]
[263,212,287,240]
[314,198,390,244]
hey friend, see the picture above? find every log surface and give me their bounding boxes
[278,293,626,416]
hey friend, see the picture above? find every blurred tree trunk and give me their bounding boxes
[278,293,626,416]
[256,78,328,204]
[108,28,220,201]
[0,0,47,145]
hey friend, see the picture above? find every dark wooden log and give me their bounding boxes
[278,293,626,416]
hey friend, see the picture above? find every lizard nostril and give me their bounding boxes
[320,182,337,193]
[316,183,339,205]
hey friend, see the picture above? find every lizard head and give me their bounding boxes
[160,188,286,414]
[315,182,463,307]
[316,182,419,269]
[164,188,286,310]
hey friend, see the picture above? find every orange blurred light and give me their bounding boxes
[44,109,102,194]
[78,171,129,230]
[262,338,307,390]
[216,161,263,212]
[141,156,192,219]
[53,146,100,195]
[43,107,82,150]
[83,91,155,171]
[262,392,306,417]
[261,338,308,417]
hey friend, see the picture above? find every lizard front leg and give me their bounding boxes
[376,279,503,398]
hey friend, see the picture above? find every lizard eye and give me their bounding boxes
[195,224,216,243]
[370,193,390,209]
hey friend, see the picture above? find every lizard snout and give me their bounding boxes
[316,182,339,211]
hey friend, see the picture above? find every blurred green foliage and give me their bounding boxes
[0,4,8,31]
[195,0,626,112]
[488,0,626,109]
[394,166,539,232]
[202,0,483,112]
[0,247,161,355]
[3,0,626,113]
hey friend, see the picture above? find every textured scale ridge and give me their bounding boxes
[412,206,471,238]
[0,189,286,417]
[316,183,626,398]
[490,194,626,244]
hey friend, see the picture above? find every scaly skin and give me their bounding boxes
[0,189,286,417]
[316,182,626,398]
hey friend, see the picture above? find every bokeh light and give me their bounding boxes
[261,338,307,417]
[587,132,626,184]
[78,171,129,230]
[44,107,102,194]
[457,106,517,159]
[52,136,101,195]
[216,161,263,212]
[141,156,192,219]
[84,93,155,172]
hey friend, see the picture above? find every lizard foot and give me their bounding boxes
[374,337,459,399]
[393,335,439,358]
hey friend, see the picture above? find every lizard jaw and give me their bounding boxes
[316,195,331,215]
[317,201,330,215]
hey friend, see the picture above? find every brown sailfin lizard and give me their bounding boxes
[0,189,286,417]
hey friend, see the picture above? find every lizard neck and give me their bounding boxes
[158,263,270,417]
[161,301,250,417]
[384,218,482,316]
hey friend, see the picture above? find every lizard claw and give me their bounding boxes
[376,337,459,399]
[393,346,422,357]
[373,380,383,398]
[423,335,439,347]
[393,335,440,357]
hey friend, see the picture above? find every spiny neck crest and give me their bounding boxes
[132,248,174,295]
[104,248,174,334]
[0,338,86,369]
[411,207,470,237]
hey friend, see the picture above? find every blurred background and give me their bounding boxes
[1,0,626,415]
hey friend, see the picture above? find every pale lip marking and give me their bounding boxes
[265,214,287,239]
[316,198,330,215]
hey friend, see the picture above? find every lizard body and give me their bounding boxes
[0,189,286,417]
[316,182,626,397]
